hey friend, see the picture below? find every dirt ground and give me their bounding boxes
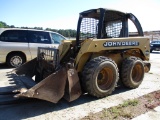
[81,90,160,120]
[0,52,160,120]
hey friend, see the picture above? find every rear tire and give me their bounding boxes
[82,56,119,98]
[7,53,26,68]
[121,56,144,88]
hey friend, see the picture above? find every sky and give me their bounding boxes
[0,0,160,31]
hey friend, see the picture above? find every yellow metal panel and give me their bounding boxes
[59,40,73,60]
[75,37,150,72]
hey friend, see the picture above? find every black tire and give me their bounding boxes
[150,49,153,53]
[82,56,119,98]
[7,53,26,68]
[121,56,144,88]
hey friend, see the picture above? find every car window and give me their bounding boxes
[51,33,66,44]
[28,31,51,44]
[0,30,28,42]
[151,41,160,44]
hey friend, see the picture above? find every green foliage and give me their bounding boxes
[46,28,77,37]
[0,21,15,28]
[121,99,138,107]
[0,21,8,28]
[0,21,77,37]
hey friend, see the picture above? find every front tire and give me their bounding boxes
[121,56,144,88]
[7,53,26,68]
[82,56,119,98]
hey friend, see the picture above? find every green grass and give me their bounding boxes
[121,99,139,107]
[100,99,139,119]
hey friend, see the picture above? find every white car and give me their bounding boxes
[0,28,66,67]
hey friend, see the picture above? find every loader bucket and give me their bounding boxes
[9,47,82,103]
[64,64,82,102]
[15,67,67,103]
[14,64,82,103]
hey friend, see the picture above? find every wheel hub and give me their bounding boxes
[11,56,22,67]
[97,68,113,90]
[132,63,143,82]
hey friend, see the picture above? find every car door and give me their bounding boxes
[0,30,31,63]
[28,31,58,59]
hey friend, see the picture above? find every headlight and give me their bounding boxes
[150,44,153,46]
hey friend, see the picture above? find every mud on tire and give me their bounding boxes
[121,56,144,88]
[82,56,119,98]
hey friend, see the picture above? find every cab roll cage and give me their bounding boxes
[76,8,143,47]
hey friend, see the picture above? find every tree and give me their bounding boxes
[0,21,77,37]
[34,27,43,30]
[10,25,15,28]
[45,28,77,37]
[0,21,8,28]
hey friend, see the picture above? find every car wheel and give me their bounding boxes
[7,53,26,68]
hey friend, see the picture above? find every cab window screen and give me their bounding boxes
[80,18,99,40]
[105,20,122,38]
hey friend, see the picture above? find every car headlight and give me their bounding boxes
[150,44,153,46]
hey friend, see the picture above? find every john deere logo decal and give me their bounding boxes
[103,41,139,47]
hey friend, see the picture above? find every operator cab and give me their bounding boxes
[76,8,144,46]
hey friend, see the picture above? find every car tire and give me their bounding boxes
[7,53,26,68]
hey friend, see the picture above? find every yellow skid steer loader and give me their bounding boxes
[0,8,151,104]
